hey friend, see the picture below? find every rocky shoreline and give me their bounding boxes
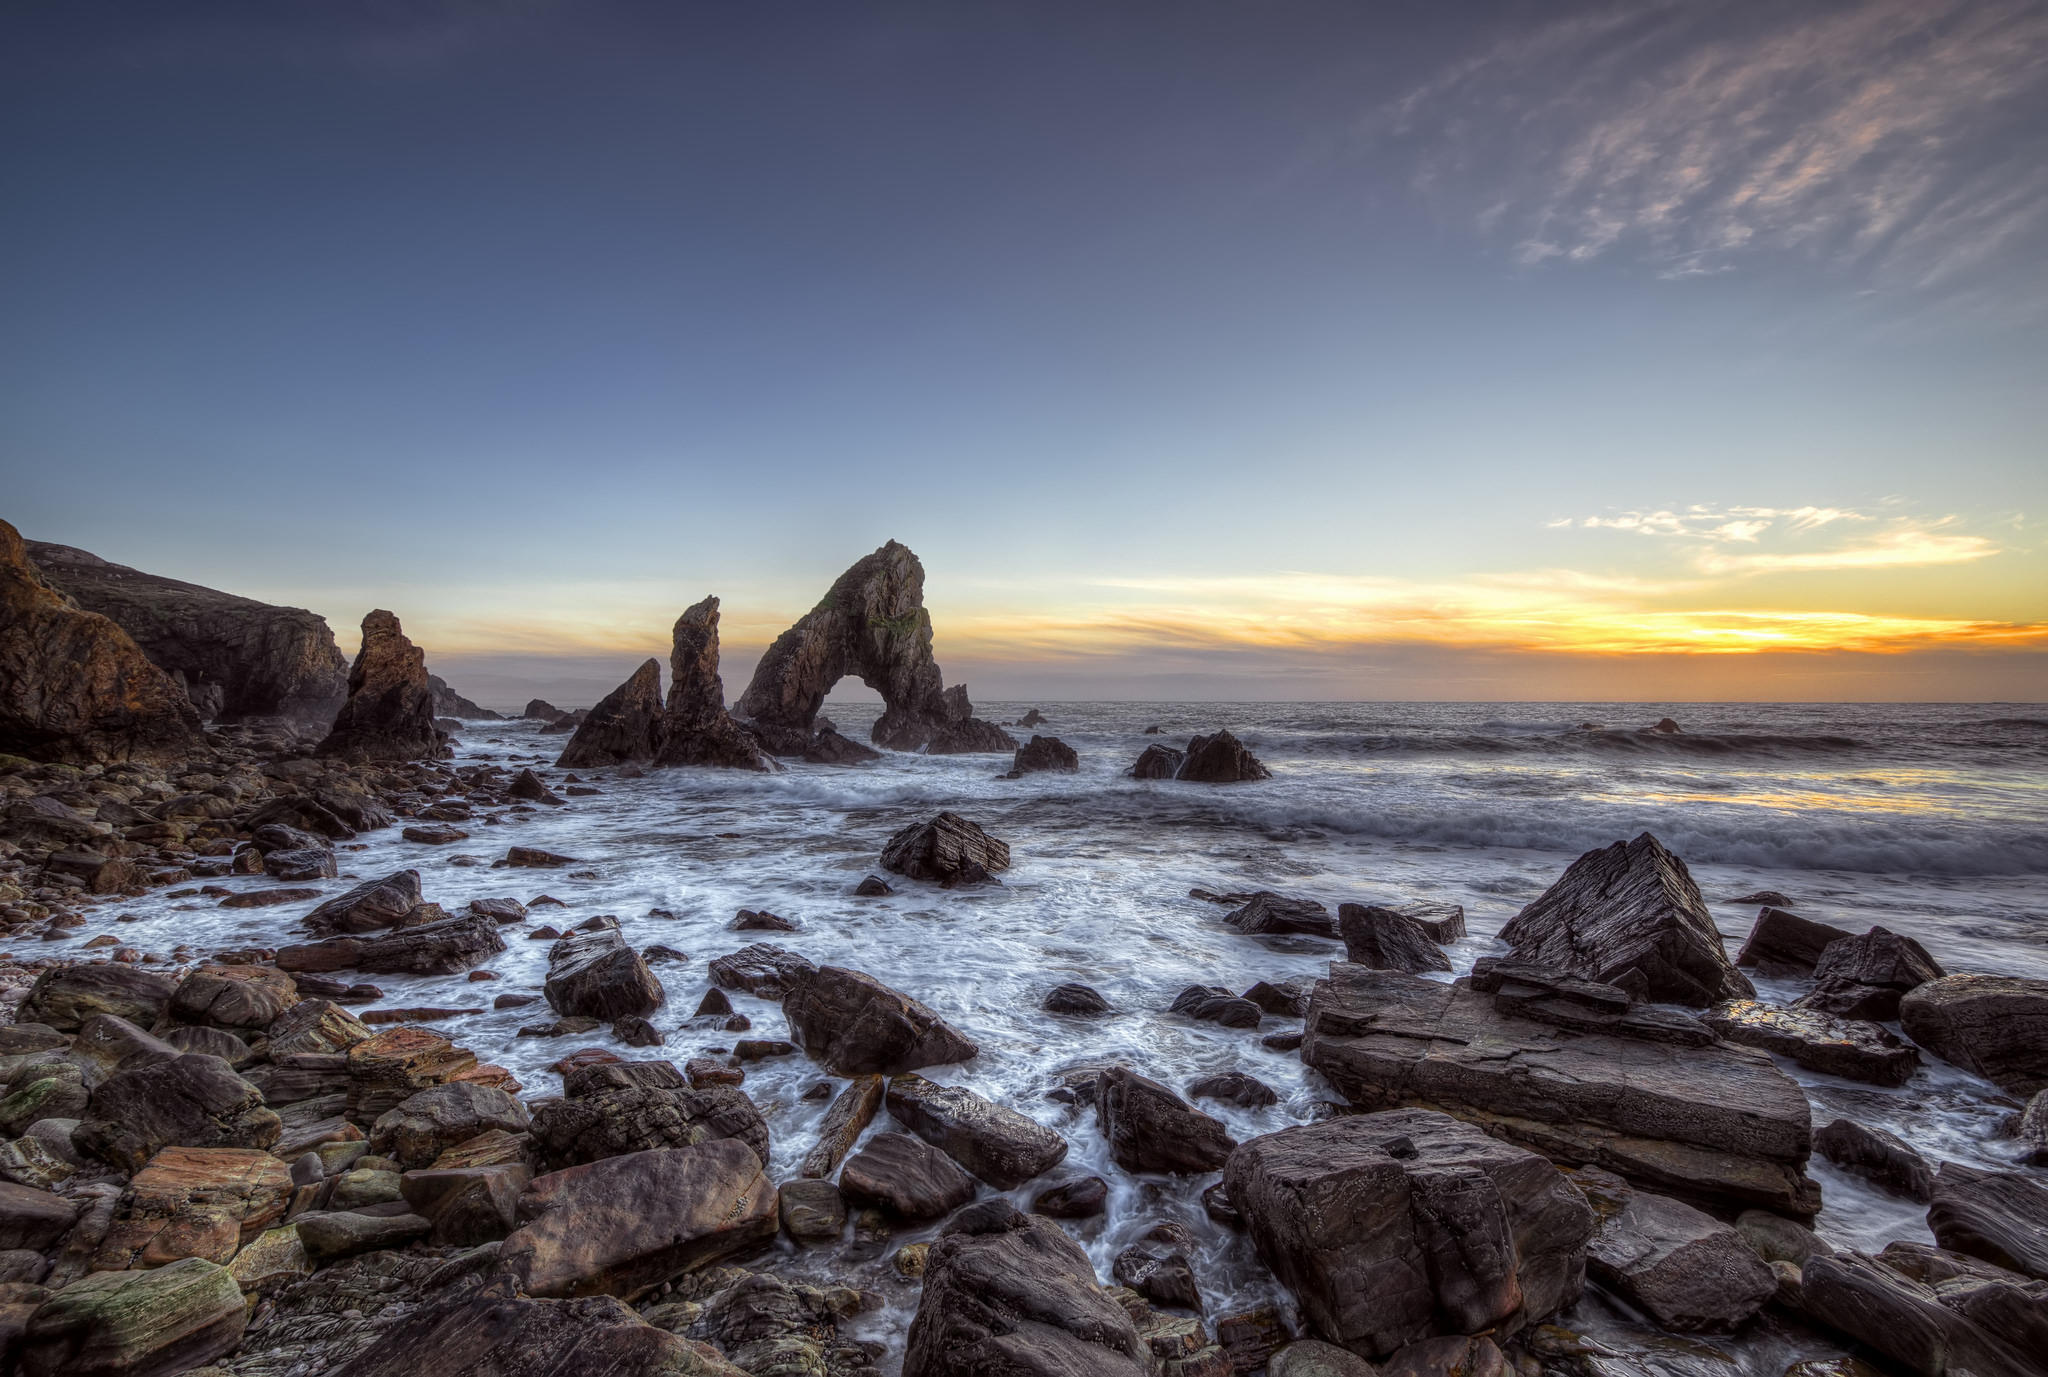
[1,525,2045,1376]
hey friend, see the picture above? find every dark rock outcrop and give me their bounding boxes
[885,1072,1069,1188]
[1131,743,1185,779]
[1177,729,1272,782]
[1225,1108,1594,1359]
[880,811,1011,885]
[1304,964,1819,1214]
[1003,735,1078,777]
[1815,1118,1935,1202]
[1042,983,1111,1016]
[314,610,449,762]
[25,536,350,722]
[1097,1066,1236,1175]
[839,1130,978,1220]
[277,912,505,976]
[1801,1246,2048,1377]
[1338,904,1452,973]
[1702,999,1919,1086]
[1798,927,1944,1022]
[735,540,1014,753]
[528,1059,769,1171]
[426,673,499,719]
[1734,907,1853,977]
[782,966,977,1075]
[653,596,772,771]
[1927,1162,2048,1279]
[334,1294,713,1377]
[75,1054,282,1173]
[1900,974,2048,1095]
[544,928,665,1021]
[301,869,427,936]
[1224,892,1339,939]
[0,518,201,763]
[1569,1165,1775,1332]
[1497,832,1752,1007]
[555,657,666,768]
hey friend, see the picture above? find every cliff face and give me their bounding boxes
[25,540,348,723]
[0,520,201,763]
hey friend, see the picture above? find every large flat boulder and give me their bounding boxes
[1497,832,1751,1006]
[18,964,175,1031]
[782,965,977,1075]
[1927,1162,2048,1280]
[1224,1108,1593,1359]
[1900,974,2048,1095]
[74,1054,281,1174]
[885,1073,1069,1189]
[839,1130,977,1221]
[1702,999,1919,1086]
[1303,964,1818,1214]
[301,870,427,936]
[903,1201,1151,1377]
[93,1146,292,1269]
[499,1140,776,1300]
[527,1059,768,1171]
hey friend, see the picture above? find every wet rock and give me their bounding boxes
[708,943,816,998]
[1797,927,1944,1022]
[1132,743,1186,779]
[799,1074,884,1179]
[1800,1247,2048,1377]
[783,965,978,1075]
[2018,1090,2048,1166]
[501,1139,777,1299]
[731,907,798,932]
[1339,904,1452,973]
[265,845,340,879]
[1269,1339,1379,1376]
[169,962,299,1030]
[804,724,884,764]
[1114,1238,1202,1311]
[903,1202,1151,1377]
[1031,1175,1108,1219]
[1303,964,1819,1215]
[1394,901,1467,944]
[853,874,893,897]
[278,911,506,976]
[778,1178,847,1242]
[1814,1118,1935,1202]
[527,1059,769,1171]
[1703,1000,1919,1086]
[1243,979,1312,1017]
[1226,1108,1593,1359]
[652,597,773,771]
[504,845,578,868]
[840,1130,978,1220]
[75,1053,280,1173]
[1188,1071,1278,1108]
[18,964,174,1031]
[555,657,666,768]
[228,1222,314,1294]
[266,997,372,1058]
[879,811,1011,885]
[1900,973,2048,1095]
[1927,1161,2048,1280]
[1224,892,1339,939]
[0,1068,89,1138]
[300,872,430,938]
[885,1072,1069,1188]
[1177,730,1272,782]
[1498,832,1752,1007]
[315,609,448,762]
[346,1026,479,1121]
[1570,1165,1775,1332]
[468,896,527,923]
[1734,907,1853,977]
[1004,735,1078,777]
[92,1145,291,1269]
[402,824,468,844]
[1043,982,1111,1015]
[543,927,664,1020]
[1098,1067,1236,1175]
[1171,984,1264,1028]
[17,1255,245,1377]
[369,1082,531,1170]
[0,518,201,764]
[1469,959,1715,1046]
[295,1208,432,1260]
[1735,1209,1830,1266]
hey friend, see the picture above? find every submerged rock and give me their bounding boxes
[1498,832,1753,1007]
[1815,1118,1934,1202]
[1003,734,1078,777]
[314,609,449,762]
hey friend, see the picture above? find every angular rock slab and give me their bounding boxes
[19,1256,246,1377]
[1338,904,1451,973]
[1734,907,1852,977]
[527,1060,768,1171]
[1568,1166,1775,1333]
[500,1140,776,1300]
[1098,1067,1236,1176]
[880,811,1011,885]
[1927,1161,2048,1280]
[1498,831,1752,1007]
[94,1146,292,1269]
[782,965,977,1076]
[370,1082,531,1171]
[300,869,425,936]
[1703,999,1918,1087]
[903,1203,1152,1377]
[1900,973,2048,1096]
[19,964,176,1032]
[1800,1248,2048,1377]
[278,912,505,977]
[75,1053,281,1174]
[885,1072,1068,1189]
[556,656,665,768]
[1228,1108,1592,1360]
[543,927,664,1020]
[1303,964,1819,1215]
[839,1131,978,1221]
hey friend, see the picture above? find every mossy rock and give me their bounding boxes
[19,1255,247,1376]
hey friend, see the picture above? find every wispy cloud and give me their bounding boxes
[1390,0,2048,305]
[1555,503,2003,575]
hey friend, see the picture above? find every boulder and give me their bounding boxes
[1031,1176,1108,1219]
[0,1181,78,1251]
[1927,1161,2048,1280]
[805,725,884,764]
[1734,908,1853,977]
[1392,901,1466,944]
[1132,744,1185,779]
[885,1072,1069,1189]
[707,943,816,998]
[1224,892,1339,939]
[1224,1108,1593,1359]
[1043,983,1111,1016]
[294,1208,432,1260]
[880,811,1011,885]
[227,1223,314,1294]
[315,608,449,762]
[1497,833,1752,1007]
[370,1083,531,1170]
[783,965,977,1075]
[1702,1000,1918,1086]
[18,964,175,1031]
[337,1293,724,1377]
[1338,904,1452,973]
[504,846,577,867]
[1170,985,1264,1028]
[168,963,299,1030]
[0,518,201,764]
[778,1178,847,1242]
[399,1162,532,1245]
[1468,959,1714,1046]
[1797,927,1943,1022]
[1005,735,1078,776]
[92,1146,292,1269]
[301,870,426,935]
[265,998,371,1058]
[1800,1247,2048,1377]
[17,1256,245,1377]
[735,540,1013,754]
[1269,1341,1380,1377]
[1569,1165,1775,1332]
[1899,974,2048,1095]
[1098,1067,1236,1175]
[1176,729,1272,782]
[544,928,664,1020]
[903,1202,1151,1377]
[67,1012,180,1084]
[1814,1118,1934,1202]
[346,1026,478,1121]
[839,1130,978,1221]
[556,658,666,768]
[264,845,339,879]
[652,597,772,771]
[1114,1237,1202,1311]
[277,912,505,976]
[75,1054,281,1173]
[23,537,348,723]
[527,1059,769,1171]
[1188,1071,1279,1108]
[500,1140,776,1299]
[1303,964,1819,1215]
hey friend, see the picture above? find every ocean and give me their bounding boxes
[90,700,2048,1372]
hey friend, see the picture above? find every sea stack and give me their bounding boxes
[654,596,772,771]
[557,657,666,767]
[314,610,449,762]
[0,517,201,763]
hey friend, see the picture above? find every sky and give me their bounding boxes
[2,0,2044,705]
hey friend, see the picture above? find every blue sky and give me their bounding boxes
[3,1,2043,703]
